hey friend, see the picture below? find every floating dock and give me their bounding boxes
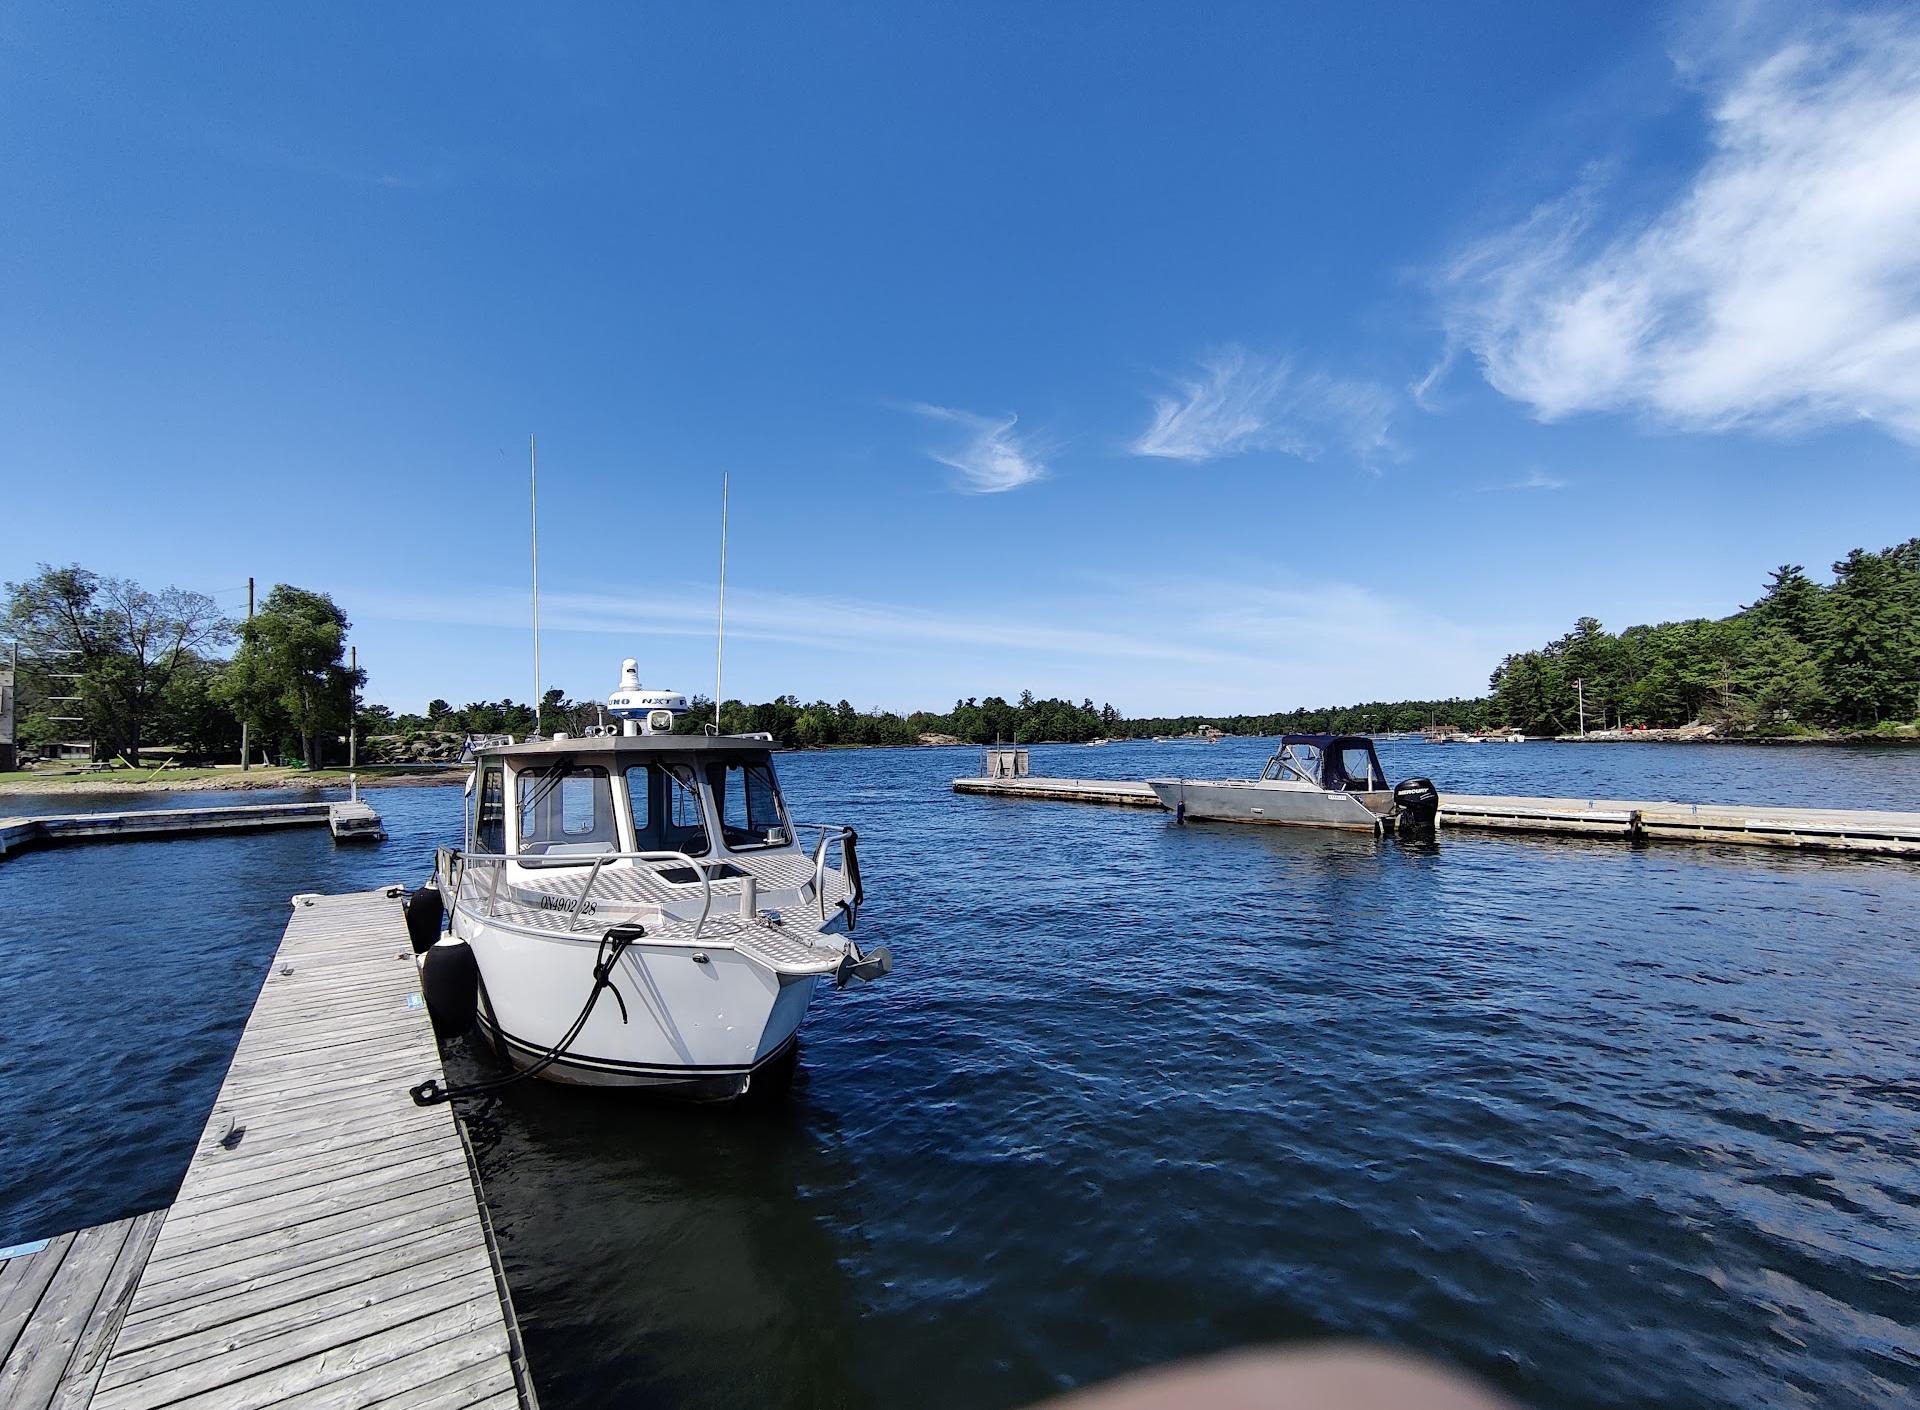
[953,776,1168,809]
[0,1212,166,1410]
[326,799,388,842]
[0,801,382,860]
[952,777,1920,856]
[1,888,536,1409]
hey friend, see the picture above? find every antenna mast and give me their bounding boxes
[714,472,729,733]
[530,433,542,739]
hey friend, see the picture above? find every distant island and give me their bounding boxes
[4,538,1916,778]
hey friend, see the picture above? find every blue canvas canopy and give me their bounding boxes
[1272,734,1388,791]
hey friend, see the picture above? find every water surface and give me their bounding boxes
[2,743,1916,1409]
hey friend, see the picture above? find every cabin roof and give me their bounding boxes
[474,733,773,762]
[1278,733,1377,751]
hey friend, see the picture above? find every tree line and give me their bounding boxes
[1485,540,1920,735]
[5,565,362,767]
[9,541,1913,768]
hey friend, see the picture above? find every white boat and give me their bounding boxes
[423,660,888,1100]
[1146,733,1436,835]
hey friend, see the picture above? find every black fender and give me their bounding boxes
[404,880,445,954]
[420,940,479,1040]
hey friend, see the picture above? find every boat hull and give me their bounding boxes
[455,907,825,1095]
[473,990,804,1099]
[1147,779,1392,831]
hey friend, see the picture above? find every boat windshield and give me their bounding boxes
[624,762,711,856]
[516,764,619,862]
[1263,743,1323,785]
[707,760,790,850]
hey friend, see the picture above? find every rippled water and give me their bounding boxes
[4,742,1918,1409]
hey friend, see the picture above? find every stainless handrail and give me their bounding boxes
[455,850,715,940]
[795,822,855,923]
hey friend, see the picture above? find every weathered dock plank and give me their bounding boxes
[90,889,534,1410]
[952,776,1920,855]
[0,1212,166,1410]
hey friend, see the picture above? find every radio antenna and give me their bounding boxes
[530,432,542,738]
[713,471,728,733]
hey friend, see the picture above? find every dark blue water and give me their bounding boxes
[3,742,1918,1409]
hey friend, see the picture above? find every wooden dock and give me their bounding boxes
[326,799,387,842]
[0,802,382,860]
[952,776,1920,856]
[3,888,535,1409]
[952,776,1168,809]
[0,1213,166,1410]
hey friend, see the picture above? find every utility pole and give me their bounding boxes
[348,645,358,803]
[240,577,254,770]
[1576,677,1586,737]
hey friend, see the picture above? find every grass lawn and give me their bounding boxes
[0,761,453,792]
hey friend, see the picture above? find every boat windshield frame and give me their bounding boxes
[473,737,800,865]
[702,757,795,853]
[1262,742,1325,786]
[1260,734,1390,792]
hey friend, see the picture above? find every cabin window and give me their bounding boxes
[475,763,506,853]
[709,761,790,850]
[516,765,618,860]
[1335,746,1384,790]
[623,766,651,841]
[624,762,710,856]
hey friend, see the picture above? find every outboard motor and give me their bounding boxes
[1393,777,1440,837]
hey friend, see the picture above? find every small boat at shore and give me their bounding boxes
[417,659,889,1100]
[1146,733,1437,835]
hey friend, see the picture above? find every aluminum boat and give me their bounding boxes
[1147,733,1437,835]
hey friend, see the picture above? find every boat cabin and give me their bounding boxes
[467,735,794,869]
[1260,734,1390,793]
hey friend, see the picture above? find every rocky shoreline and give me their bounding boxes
[1556,730,1919,746]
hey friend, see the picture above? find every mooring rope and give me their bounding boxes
[409,923,643,1106]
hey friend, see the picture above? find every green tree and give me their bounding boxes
[4,563,230,764]
[1732,627,1825,729]
[1821,546,1920,724]
[155,653,242,759]
[214,586,364,767]
[1746,564,1828,646]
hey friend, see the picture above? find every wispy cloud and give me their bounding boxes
[200,119,450,190]
[369,569,1529,716]
[1509,468,1567,491]
[1438,11,1920,444]
[1409,342,1460,412]
[907,403,1048,493]
[376,584,1239,670]
[1129,347,1394,466]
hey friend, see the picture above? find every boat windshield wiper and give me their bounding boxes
[520,757,578,822]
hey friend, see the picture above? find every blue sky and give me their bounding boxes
[4,2,1917,715]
